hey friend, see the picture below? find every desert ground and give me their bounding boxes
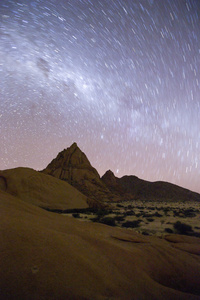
[1,168,200,299]
[1,190,200,300]
[63,200,200,237]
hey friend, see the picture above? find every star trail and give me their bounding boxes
[1,0,200,193]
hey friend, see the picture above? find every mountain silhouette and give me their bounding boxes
[42,142,121,202]
[43,142,200,203]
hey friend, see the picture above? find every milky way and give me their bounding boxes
[1,0,200,193]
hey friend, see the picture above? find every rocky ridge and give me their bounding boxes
[42,142,121,202]
[42,143,200,203]
[102,172,200,202]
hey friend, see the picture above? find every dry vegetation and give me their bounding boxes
[63,200,200,237]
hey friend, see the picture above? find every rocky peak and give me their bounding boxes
[54,143,92,169]
[42,143,113,203]
[101,170,117,187]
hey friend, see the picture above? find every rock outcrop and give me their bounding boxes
[101,170,130,199]
[42,143,117,202]
[0,167,91,210]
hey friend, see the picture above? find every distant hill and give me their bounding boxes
[102,170,200,202]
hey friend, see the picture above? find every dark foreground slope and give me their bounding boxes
[1,189,200,300]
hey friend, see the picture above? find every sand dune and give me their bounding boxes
[1,190,200,299]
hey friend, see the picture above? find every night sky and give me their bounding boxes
[1,0,200,193]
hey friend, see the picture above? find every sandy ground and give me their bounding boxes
[1,190,200,299]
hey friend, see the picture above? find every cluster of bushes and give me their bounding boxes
[173,208,198,218]
[61,203,199,235]
[165,221,194,235]
[140,211,162,218]
[123,210,135,216]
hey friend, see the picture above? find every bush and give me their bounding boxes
[100,217,116,226]
[182,209,196,218]
[173,210,181,217]
[135,213,142,217]
[114,215,125,222]
[97,209,111,217]
[146,218,154,222]
[122,220,141,228]
[165,228,173,233]
[72,213,80,218]
[142,231,149,235]
[127,205,133,209]
[116,204,123,208]
[147,207,155,210]
[124,210,135,216]
[154,211,163,217]
[91,217,100,222]
[173,221,193,235]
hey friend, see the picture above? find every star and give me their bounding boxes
[0,0,200,193]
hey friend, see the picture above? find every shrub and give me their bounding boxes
[72,213,80,218]
[154,211,163,217]
[128,205,133,209]
[182,209,196,218]
[173,221,193,235]
[163,207,170,215]
[114,215,125,222]
[147,207,155,210]
[97,209,111,217]
[173,210,181,217]
[135,213,142,217]
[122,220,141,228]
[146,218,154,222]
[91,217,100,222]
[136,206,144,209]
[165,228,173,233]
[142,231,149,235]
[100,217,116,227]
[124,210,135,216]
